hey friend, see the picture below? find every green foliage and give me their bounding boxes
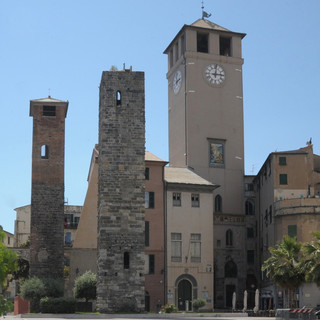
[303,231,320,285]
[0,295,13,316]
[20,277,46,312]
[40,297,76,314]
[160,304,177,313]
[43,278,64,298]
[12,259,29,281]
[74,271,97,302]
[0,230,18,290]
[192,298,206,311]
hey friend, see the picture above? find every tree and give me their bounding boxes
[303,231,320,285]
[74,271,97,302]
[20,277,46,312]
[262,236,305,308]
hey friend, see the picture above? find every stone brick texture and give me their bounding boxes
[97,70,145,313]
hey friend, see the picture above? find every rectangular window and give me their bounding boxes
[173,192,181,206]
[43,105,56,117]
[145,167,149,180]
[169,49,173,68]
[190,233,201,262]
[197,32,209,53]
[7,237,10,245]
[279,174,288,185]
[220,36,232,56]
[180,34,185,56]
[209,141,224,167]
[279,157,287,165]
[191,194,200,207]
[149,254,155,274]
[247,227,254,238]
[288,225,297,238]
[247,250,254,264]
[145,192,155,209]
[245,183,254,191]
[145,221,149,246]
[171,233,182,262]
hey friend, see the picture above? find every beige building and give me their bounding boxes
[165,167,217,311]
[254,143,320,308]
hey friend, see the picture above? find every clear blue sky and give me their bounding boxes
[1,0,320,234]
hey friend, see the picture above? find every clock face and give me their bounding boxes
[173,70,182,94]
[205,64,225,85]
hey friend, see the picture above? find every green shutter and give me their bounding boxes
[288,225,297,238]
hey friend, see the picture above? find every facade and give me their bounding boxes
[165,167,217,311]
[164,18,247,308]
[97,69,146,312]
[1,229,14,248]
[29,97,68,279]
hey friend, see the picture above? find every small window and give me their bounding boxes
[116,91,121,106]
[169,49,173,68]
[174,42,179,62]
[41,145,49,159]
[173,193,181,206]
[191,194,199,207]
[149,255,155,274]
[7,237,10,245]
[247,228,254,239]
[215,195,222,212]
[180,34,185,56]
[245,200,255,215]
[247,250,254,264]
[279,174,288,185]
[220,36,231,56]
[124,252,130,269]
[43,105,56,117]
[245,183,254,191]
[145,221,149,246]
[288,225,297,238]
[197,32,209,53]
[171,233,182,262]
[145,168,149,180]
[190,233,201,262]
[226,229,233,247]
[279,157,287,165]
[145,192,155,209]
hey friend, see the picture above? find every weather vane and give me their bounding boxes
[201,0,212,19]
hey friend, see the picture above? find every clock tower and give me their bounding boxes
[165,18,247,308]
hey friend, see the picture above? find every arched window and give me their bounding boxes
[215,195,222,212]
[116,90,122,106]
[245,200,255,215]
[41,145,49,159]
[124,252,130,269]
[225,260,237,278]
[226,229,233,247]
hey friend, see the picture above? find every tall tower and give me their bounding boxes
[97,69,145,312]
[164,18,247,308]
[29,96,68,279]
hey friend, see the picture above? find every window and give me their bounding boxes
[279,156,287,165]
[288,225,297,238]
[174,42,179,62]
[180,34,185,56]
[173,192,181,206]
[226,229,233,247]
[245,200,255,215]
[191,194,199,207]
[7,237,10,245]
[116,91,121,105]
[209,141,224,166]
[247,250,254,264]
[225,260,237,277]
[145,192,155,208]
[215,195,222,212]
[41,145,49,159]
[190,233,201,262]
[171,233,182,262]
[197,32,209,53]
[220,36,231,56]
[145,167,149,180]
[65,232,71,246]
[43,105,56,117]
[145,221,149,246]
[279,174,288,185]
[245,183,254,191]
[124,252,130,269]
[169,49,173,68]
[247,227,254,238]
[149,255,155,274]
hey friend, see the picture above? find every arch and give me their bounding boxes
[124,252,130,269]
[245,200,255,215]
[41,144,49,159]
[116,90,122,105]
[226,229,233,247]
[215,195,222,212]
[175,274,198,311]
[224,260,237,278]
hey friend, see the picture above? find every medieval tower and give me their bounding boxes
[29,97,68,279]
[96,69,145,312]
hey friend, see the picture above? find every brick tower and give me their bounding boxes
[29,96,68,279]
[97,69,145,312]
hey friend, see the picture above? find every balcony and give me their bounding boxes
[64,222,78,229]
[275,197,320,216]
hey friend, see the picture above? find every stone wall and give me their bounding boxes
[97,70,145,312]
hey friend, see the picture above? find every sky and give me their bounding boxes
[1,0,320,234]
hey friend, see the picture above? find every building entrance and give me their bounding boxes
[178,279,192,311]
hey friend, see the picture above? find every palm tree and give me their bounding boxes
[303,231,320,285]
[262,236,305,308]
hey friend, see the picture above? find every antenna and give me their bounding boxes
[48,88,51,98]
[201,0,212,19]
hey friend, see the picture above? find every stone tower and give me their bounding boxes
[29,96,68,279]
[97,69,145,312]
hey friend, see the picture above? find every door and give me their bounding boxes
[178,279,192,311]
[226,284,236,308]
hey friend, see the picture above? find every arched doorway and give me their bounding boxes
[178,279,192,311]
